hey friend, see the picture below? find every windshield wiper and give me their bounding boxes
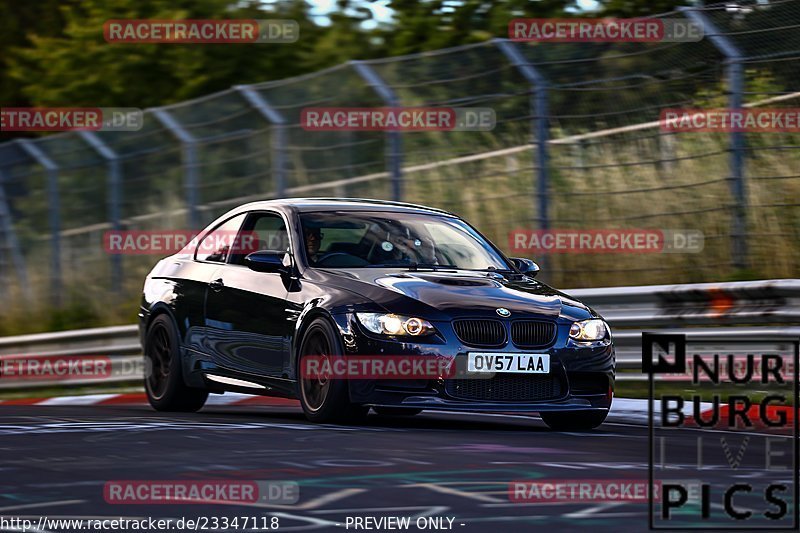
[478,267,526,279]
[367,262,456,270]
[407,262,457,271]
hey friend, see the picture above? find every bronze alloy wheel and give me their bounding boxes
[145,322,172,400]
[300,330,332,413]
[296,318,368,423]
[143,314,208,412]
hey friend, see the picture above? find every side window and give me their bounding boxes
[195,213,247,263]
[229,212,289,265]
[253,214,289,252]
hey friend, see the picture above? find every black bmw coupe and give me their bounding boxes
[139,198,615,430]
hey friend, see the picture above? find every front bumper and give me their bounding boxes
[331,313,615,411]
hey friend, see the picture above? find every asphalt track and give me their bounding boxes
[0,404,796,533]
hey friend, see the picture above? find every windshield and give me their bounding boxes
[299,211,511,270]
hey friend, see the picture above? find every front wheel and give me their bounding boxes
[297,318,368,424]
[540,410,608,431]
[144,314,208,412]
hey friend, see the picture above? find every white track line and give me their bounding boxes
[37,394,118,406]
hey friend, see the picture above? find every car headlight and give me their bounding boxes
[356,313,435,336]
[569,319,609,342]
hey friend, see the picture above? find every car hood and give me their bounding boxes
[315,269,595,321]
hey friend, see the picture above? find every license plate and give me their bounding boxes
[467,353,550,374]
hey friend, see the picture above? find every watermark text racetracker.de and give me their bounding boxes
[103,230,260,255]
[509,18,703,42]
[104,19,299,44]
[301,355,456,380]
[301,107,496,131]
[104,480,298,504]
[661,108,800,132]
[1,108,143,132]
[0,355,145,382]
[509,229,704,254]
[0,516,282,532]
[300,354,546,380]
[508,479,703,503]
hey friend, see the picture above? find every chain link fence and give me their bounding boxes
[0,1,798,321]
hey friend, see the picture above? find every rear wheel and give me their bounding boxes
[297,318,368,423]
[373,407,423,417]
[540,410,608,431]
[144,314,208,412]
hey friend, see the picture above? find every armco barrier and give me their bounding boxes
[0,325,141,389]
[0,280,797,388]
[573,278,800,327]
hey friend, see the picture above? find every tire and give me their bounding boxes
[540,410,608,431]
[373,407,423,417]
[296,318,369,424]
[144,314,208,412]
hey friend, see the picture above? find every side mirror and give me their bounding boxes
[244,251,290,274]
[509,257,540,277]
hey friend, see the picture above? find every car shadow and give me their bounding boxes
[195,405,556,432]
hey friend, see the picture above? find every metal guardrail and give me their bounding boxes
[0,325,142,390]
[576,279,800,381]
[0,280,797,389]
[572,278,800,327]
[612,327,800,381]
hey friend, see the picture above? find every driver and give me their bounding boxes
[304,226,323,264]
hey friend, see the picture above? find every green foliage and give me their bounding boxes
[2,0,698,111]
[6,0,317,108]
[384,0,579,53]
[594,0,705,17]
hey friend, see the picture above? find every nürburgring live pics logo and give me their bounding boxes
[644,333,799,529]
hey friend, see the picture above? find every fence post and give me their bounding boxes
[151,108,201,230]
[0,167,30,298]
[234,85,288,198]
[17,139,61,306]
[680,6,748,270]
[79,131,123,293]
[351,60,403,202]
[494,39,551,268]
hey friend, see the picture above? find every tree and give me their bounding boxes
[4,0,325,108]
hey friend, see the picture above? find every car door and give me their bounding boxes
[203,211,292,377]
[179,213,248,356]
